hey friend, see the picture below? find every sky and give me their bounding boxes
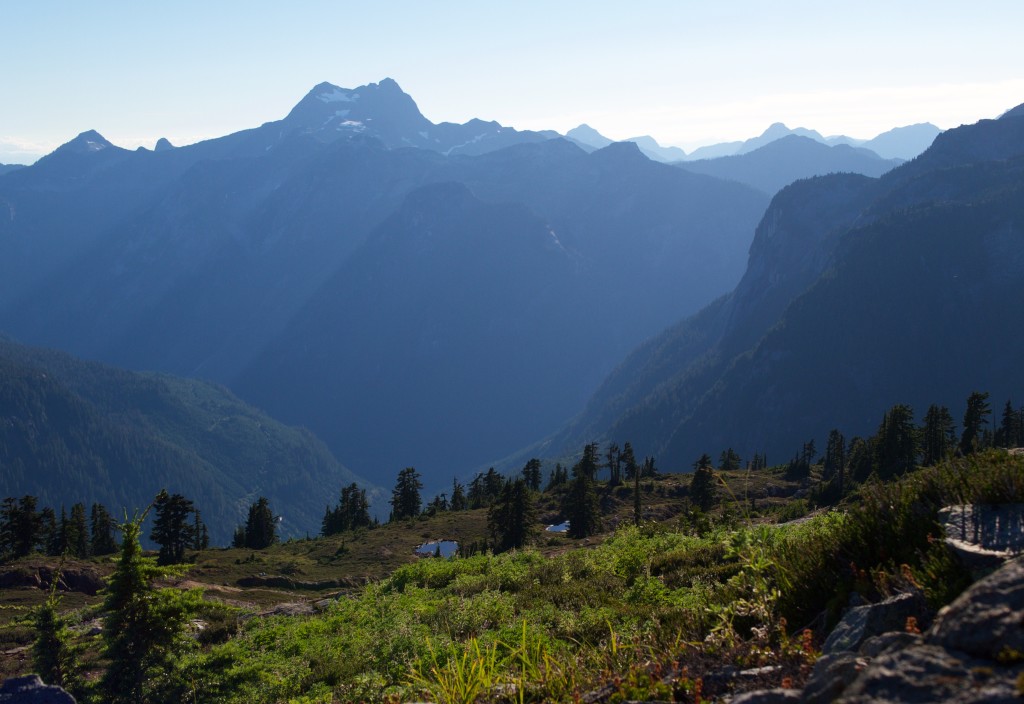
[3,1,1024,164]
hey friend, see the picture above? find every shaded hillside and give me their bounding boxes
[549,106,1024,468]
[0,338,368,542]
[677,135,901,195]
[235,157,766,485]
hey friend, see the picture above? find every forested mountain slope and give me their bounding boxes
[0,338,367,542]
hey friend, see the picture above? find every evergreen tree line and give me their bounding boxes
[1,489,298,564]
[0,496,119,562]
[321,482,373,536]
[674,392,1023,517]
[382,441,658,553]
[778,390,1021,502]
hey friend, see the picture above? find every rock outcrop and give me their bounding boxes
[940,503,1024,578]
[0,675,76,703]
[744,557,1024,703]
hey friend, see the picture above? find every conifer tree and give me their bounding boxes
[562,473,600,539]
[563,445,601,539]
[192,509,209,551]
[996,399,1022,448]
[150,491,197,564]
[718,448,742,471]
[545,463,568,491]
[749,453,767,472]
[605,443,621,486]
[633,457,642,526]
[960,391,991,456]
[390,468,423,521]
[1,495,42,558]
[483,467,504,501]
[874,404,918,478]
[488,478,538,551]
[450,478,468,511]
[323,483,373,535]
[823,429,847,496]
[68,503,90,558]
[921,404,956,465]
[521,458,543,491]
[822,429,846,480]
[424,493,449,516]
[33,560,82,694]
[100,512,202,704]
[640,456,658,478]
[689,454,717,511]
[621,442,639,480]
[847,436,875,483]
[785,441,815,480]
[91,503,119,556]
[242,497,277,548]
[39,507,58,556]
[576,442,601,481]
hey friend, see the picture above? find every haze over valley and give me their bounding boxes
[5,72,1004,506]
[4,5,1024,703]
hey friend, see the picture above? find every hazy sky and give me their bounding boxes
[3,1,1023,164]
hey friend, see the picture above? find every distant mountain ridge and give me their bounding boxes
[685,122,942,161]
[567,121,939,166]
[0,337,370,543]
[678,135,902,195]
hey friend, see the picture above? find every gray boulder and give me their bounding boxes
[832,557,1024,703]
[0,675,76,703]
[730,688,802,704]
[801,651,865,704]
[927,555,1024,659]
[822,591,928,654]
[836,643,1017,703]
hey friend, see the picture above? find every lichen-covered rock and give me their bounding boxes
[926,555,1024,659]
[0,675,76,703]
[801,651,865,704]
[822,591,928,654]
[831,557,1024,703]
[857,632,921,658]
[729,688,802,704]
[836,644,1021,704]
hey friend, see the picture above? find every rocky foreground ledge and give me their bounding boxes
[735,556,1024,704]
[0,675,75,703]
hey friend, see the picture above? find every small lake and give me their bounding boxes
[545,521,570,533]
[415,540,459,558]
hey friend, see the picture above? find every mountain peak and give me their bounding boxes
[1000,102,1024,119]
[761,122,792,138]
[154,137,175,152]
[566,124,613,150]
[282,78,428,144]
[376,77,402,91]
[56,130,114,155]
[591,140,648,164]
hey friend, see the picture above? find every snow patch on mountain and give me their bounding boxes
[318,88,359,103]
